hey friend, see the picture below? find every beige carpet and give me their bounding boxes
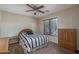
[9,41,71,54]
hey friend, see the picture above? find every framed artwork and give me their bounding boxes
[44,17,58,36]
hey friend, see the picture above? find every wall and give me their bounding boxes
[38,5,79,49]
[0,11,37,37]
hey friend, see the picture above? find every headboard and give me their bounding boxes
[18,29,32,36]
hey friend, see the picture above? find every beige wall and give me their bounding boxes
[38,5,79,49]
[0,11,37,37]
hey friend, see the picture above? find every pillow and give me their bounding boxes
[27,31,33,35]
[24,32,29,35]
[21,32,28,36]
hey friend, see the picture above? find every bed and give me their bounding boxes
[18,29,48,53]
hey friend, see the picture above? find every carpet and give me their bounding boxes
[9,41,71,54]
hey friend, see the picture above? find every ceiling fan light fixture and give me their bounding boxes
[34,12,36,15]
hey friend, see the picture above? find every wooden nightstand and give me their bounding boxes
[9,36,19,44]
[0,37,9,53]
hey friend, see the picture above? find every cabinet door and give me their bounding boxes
[58,29,66,41]
[66,30,75,43]
[66,29,76,51]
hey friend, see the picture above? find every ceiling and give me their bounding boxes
[0,4,76,18]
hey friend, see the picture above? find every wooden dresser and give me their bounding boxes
[58,29,76,53]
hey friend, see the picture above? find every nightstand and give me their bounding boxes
[0,37,9,53]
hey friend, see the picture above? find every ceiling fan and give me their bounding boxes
[25,4,45,15]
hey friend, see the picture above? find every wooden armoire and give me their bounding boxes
[58,29,76,53]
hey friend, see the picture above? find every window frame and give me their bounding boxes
[43,17,58,36]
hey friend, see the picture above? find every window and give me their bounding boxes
[44,17,58,36]
[44,19,50,35]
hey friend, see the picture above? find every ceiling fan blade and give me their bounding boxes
[26,4,35,10]
[37,10,45,14]
[36,5,44,9]
[26,4,45,14]
[25,10,34,12]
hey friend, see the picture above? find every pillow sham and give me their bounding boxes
[27,31,33,35]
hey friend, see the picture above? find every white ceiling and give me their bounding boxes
[0,4,76,18]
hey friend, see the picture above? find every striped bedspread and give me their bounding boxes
[19,33,48,53]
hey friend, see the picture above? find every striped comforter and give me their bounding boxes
[19,33,48,53]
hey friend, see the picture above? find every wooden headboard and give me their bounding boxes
[18,29,32,36]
